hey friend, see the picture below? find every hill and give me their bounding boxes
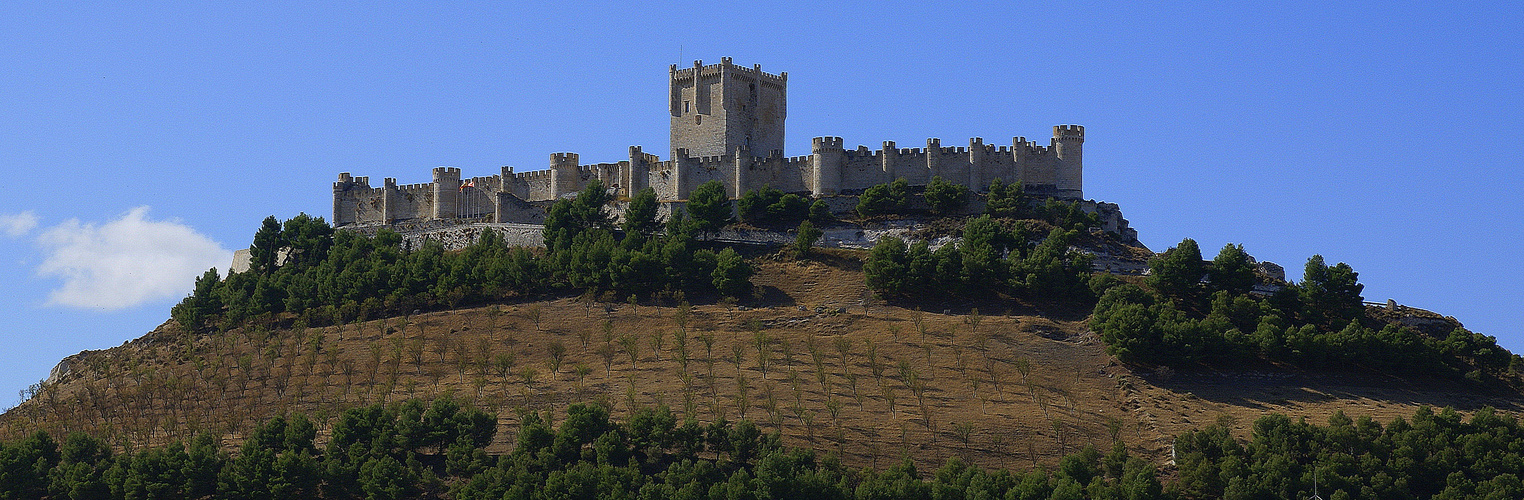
[4,243,1520,475]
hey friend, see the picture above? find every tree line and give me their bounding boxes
[1173,406,1524,499]
[864,216,1096,303]
[13,395,1524,499]
[857,177,1100,231]
[857,177,1112,303]
[0,397,1170,500]
[1091,239,1520,380]
[173,180,752,333]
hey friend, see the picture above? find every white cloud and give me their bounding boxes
[35,207,233,310]
[0,211,39,237]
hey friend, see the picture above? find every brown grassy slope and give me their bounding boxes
[3,249,1521,473]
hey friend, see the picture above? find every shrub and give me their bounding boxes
[923,176,969,215]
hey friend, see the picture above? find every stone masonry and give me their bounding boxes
[332,58,1084,227]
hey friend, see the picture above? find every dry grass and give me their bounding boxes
[3,249,1520,472]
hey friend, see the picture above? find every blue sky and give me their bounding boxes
[1,1,1520,403]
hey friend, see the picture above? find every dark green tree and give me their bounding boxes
[621,187,661,236]
[794,220,823,258]
[686,180,732,234]
[864,236,910,296]
[737,186,780,223]
[0,430,58,499]
[249,216,285,274]
[48,432,112,500]
[769,193,810,223]
[280,213,333,269]
[544,180,613,251]
[711,247,752,298]
[1207,243,1257,297]
[923,176,969,215]
[1011,227,1093,302]
[960,214,1005,289]
[172,267,224,331]
[1146,238,1205,305]
[572,179,612,230]
[737,186,809,225]
[808,199,833,225]
[856,178,910,218]
[1299,255,1365,325]
[985,178,1026,218]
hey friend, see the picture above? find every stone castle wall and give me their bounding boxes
[333,127,1082,227]
[331,59,1082,227]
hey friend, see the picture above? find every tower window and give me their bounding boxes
[684,101,690,114]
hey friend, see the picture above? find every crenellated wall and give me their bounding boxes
[332,59,1083,226]
[333,126,1082,225]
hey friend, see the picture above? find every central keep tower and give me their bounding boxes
[670,57,787,159]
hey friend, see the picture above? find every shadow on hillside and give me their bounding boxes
[877,295,1096,324]
[751,284,797,307]
[1143,370,1524,413]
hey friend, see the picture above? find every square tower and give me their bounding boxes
[670,57,787,159]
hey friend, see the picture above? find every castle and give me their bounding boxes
[332,58,1084,226]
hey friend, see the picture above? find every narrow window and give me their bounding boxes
[684,101,690,114]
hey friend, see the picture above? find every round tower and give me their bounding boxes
[811,136,843,196]
[1053,125,1084,200]
[432,167,461,219]
[333,173,352,226]
[550,153,581,198]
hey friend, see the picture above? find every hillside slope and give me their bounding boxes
[3,249,1519,472]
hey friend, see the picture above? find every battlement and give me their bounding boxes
[577,163,622,176]
[514,169,554,181]
[670,58,787,85]
[846,145,882,159]
[812,136,844,152]
[335,59,1083,226]
[1014,137,1052,153]
[334,172,372,190]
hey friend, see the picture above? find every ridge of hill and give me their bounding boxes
[4,242,1519,473]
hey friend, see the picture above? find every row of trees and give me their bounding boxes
[864,215,1095,302]
[857,176,971,217]
[0,397,1169,500]
[856,177,1101,232]
[173,181,753,332]
[21,396,1524,499]
[857,177,973,217]
[1174,406,1524,499]
[0,397,493,500]
[736,185,832,227]
[1092,239,1518,379]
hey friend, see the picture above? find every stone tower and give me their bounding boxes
[669,57,787,159]
[1053,125,1084,200]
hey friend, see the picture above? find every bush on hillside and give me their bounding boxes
[1095,238,1518,379]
